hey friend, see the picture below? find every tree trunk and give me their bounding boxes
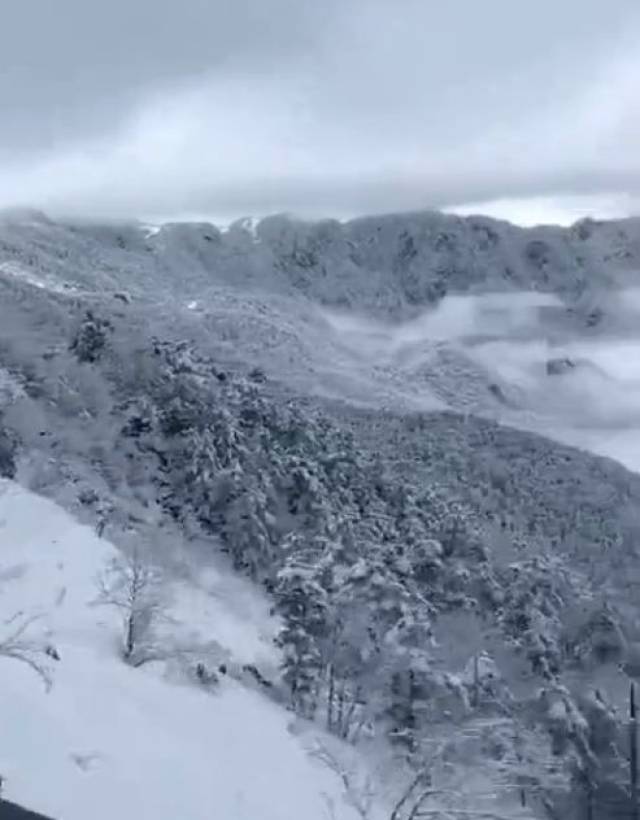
[327,663,335,732]
[631,682,638,820]
[124,613,135,660]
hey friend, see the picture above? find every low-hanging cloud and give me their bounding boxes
[1,0,640,222]
[320,288,640,471]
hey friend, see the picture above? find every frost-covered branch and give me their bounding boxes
[311,743,376,819]
[0,612,53,690]
[389,769,432,820]
[311,741,452,820]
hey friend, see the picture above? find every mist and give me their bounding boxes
[321,288,640,471]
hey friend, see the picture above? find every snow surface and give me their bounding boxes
[236,217,261,241]
[140,224,161,238]
[0,261,79,296]
[0,480,360,820]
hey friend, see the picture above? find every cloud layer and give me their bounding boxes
[2,0,640,222]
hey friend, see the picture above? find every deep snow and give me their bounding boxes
[0,480,361,820]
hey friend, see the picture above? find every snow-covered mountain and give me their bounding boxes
[3,207,640,820]
[2,207,640,465]
[2,207,639,314]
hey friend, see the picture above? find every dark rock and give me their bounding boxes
[488,383,517,407]
[121,415,152,438]
[78,488,99,506]
[586,307,604,327]
[248,367,267,383]
[546,357,577,376]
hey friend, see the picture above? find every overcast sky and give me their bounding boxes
[1,0,639,225]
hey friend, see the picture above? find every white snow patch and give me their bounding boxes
[220,217,261,241]
[0,261,47,290]
[141,223,161,238]
[0,261,79,295]
[238,217,261,241]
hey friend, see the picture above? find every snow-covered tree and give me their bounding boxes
[311,733,550,820]
[221,467,277,579]
[0,419,16,479]
[325,557,431,742]
[95,545,167,666]
[274,555,330,717]
[69,310,112,363]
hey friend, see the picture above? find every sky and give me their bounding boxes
[1,0,640,226]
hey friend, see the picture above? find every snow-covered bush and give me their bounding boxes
[69,310,113,364]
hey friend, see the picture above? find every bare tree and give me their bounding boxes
[325,664,368,743]
[311,736,540,820]
[388,767,438,820]
[0,612,53,690]
[311,741,451,820]
[95,545,167,666]
[311,743,376,820]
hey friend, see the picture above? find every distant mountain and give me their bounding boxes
[1,208,640,318]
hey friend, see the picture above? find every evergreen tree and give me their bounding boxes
[274,556,330,718]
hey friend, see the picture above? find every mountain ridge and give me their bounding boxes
[2,208,639,318]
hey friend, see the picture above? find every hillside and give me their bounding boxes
[2,208,640,819]
[0,480,363,820]
[1,208,640,317]
[3,209,640,454]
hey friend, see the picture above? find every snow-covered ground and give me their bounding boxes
[0,261,80,296]
[0,480,361,820]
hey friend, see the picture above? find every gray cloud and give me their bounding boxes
[0,0,330,156]
[1,0,639,222]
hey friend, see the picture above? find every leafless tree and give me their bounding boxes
[0,612,53,690]
[311,743,376,820]
[311,741,450,820]
[325,661,368,743]
[311,736,539,820]
[95,545,168,666]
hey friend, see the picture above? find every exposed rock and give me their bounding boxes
[546,357,577,376]
[586,307,604,327]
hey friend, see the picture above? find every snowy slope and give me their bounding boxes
[4,208,640,473]
[0,480,360,820]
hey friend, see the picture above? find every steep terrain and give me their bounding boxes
[3,207,640,313]
[3,207,640,463]
[2,207,640,818]
[0,480,361,820]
